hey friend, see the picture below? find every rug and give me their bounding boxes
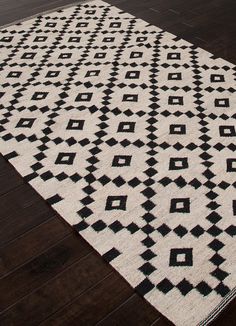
[0,1,236,324]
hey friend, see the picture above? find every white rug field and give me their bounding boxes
[0,1,236,324]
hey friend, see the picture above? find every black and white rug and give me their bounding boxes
[0,1,236,324]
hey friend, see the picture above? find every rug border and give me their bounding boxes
[1,0,236,324]
[198,287,236,326]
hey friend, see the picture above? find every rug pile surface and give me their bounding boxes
[0,1,236,324]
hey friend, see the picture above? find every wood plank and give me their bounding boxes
[0,253,111,326]
[0,0,82,26]
[151,316,173,325]
[0,233,91,311]
[0,183,54,246]
[41,272,133,326]
[0,156,24,196]
[0,216,72,277]
[211,299,236,326]
[96,293,161,326]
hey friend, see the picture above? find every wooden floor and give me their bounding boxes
[0,0,236,325]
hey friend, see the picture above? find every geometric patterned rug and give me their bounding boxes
[0,1,236,324]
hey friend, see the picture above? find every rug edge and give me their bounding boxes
[1,0,236,325]
[0,0,94,29]
[198,287,236,326]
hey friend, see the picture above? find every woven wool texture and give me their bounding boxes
[0,1,236,324]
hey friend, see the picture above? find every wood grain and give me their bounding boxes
[0,0,236,325]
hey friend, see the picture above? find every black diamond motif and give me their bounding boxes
[141,249,156,261]
[157,278,174,294]
[196,282,212,296]
[138,262,156,275]
[136,278,155,296]
[103,247,121,262]
[176,279,193,295]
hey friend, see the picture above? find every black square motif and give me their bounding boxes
[21,52,36,59]
[76,22,88,27]
[170,124,186,134]
[94,52,106,59]
[105,196,127,210]
[112,155,132,167]
[16,118,35,128]
[168,73,182,80]
[66,119,84,130]
[34,36,47,42]
[226,159,236,172]
[0,36,13,42]
[170,198,190,213]
[69,37,81,42]
[219,126,236,137]
[167,52,181,60]
[85,10,96,14]
[46,71,60,78]
[215,98,230,107]
[169,248,193,266]
[125,71,140,79]
[55,152,76,165]
[7,71,22,78]
[103,37,115,42]
[32,92,48,100]
[168,96,184,105]
[117,122,135,133]
[169,157,188,170]
[136,37,147,42]
[85,70,100,77]
[130,52,143,59]
[210,74,225,83]
[109,22,121,28]
[45,22,56,27]
[59,53,72,59]
[75,93,93,102]
[233,200,236,216]
[123,94,138,102]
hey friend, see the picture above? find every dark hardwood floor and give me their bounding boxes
[0,0,236,325]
